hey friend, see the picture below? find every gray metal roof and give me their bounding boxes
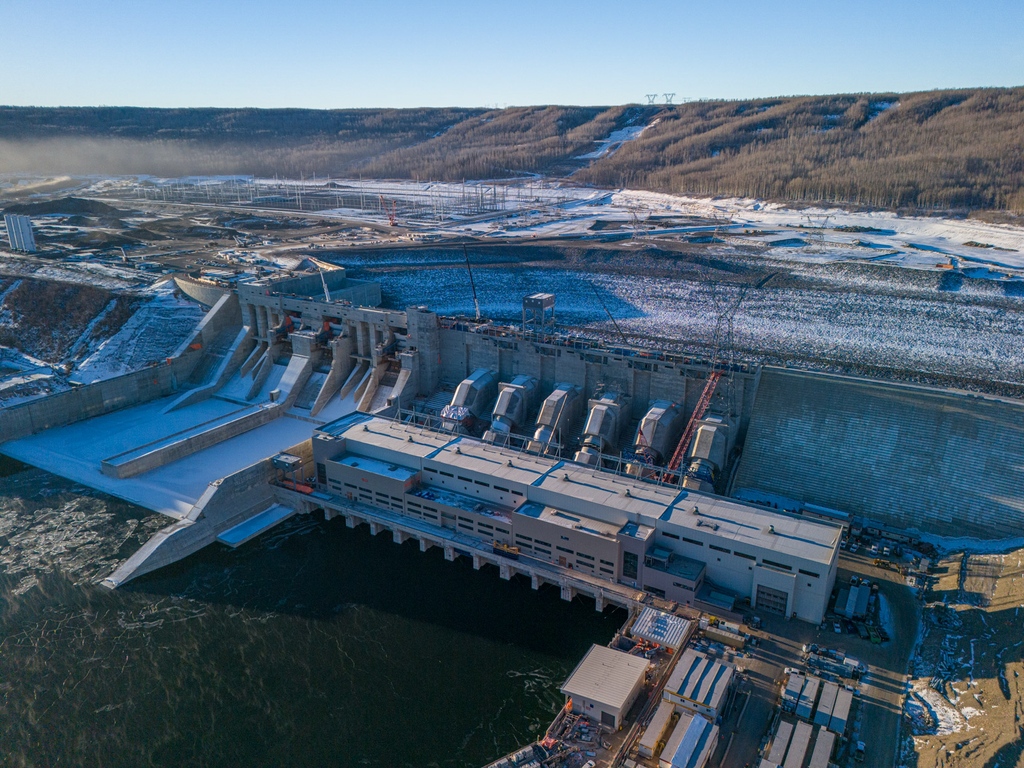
[337,454,417,481]
[661,710,718,768]
[808,729,836,768]
[796,676,820,720]
[814,681,839,726]
[828,688,853,734]
[783,721,813,768]
[560,644,649,710]
[631,607,693,651]
[516,502,621,538]
[638,699,675,754]
[767,720,793,764]
[666,649,735,712]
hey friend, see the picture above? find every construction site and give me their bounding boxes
[3,177,1024,768]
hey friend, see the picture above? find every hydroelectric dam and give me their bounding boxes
[2,262,1023,625]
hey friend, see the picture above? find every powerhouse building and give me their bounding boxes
[312,413,842,623]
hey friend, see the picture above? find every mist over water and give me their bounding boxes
[0,463,621,767]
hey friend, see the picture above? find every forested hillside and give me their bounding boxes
[2,88,1023,211]
[575,89,1024,211]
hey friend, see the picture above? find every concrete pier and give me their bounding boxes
[274,486,639,612]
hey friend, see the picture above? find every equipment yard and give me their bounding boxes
[480,538,928,768]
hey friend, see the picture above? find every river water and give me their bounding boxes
[0,456,621,767]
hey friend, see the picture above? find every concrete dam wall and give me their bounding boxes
[732,367,1024,539]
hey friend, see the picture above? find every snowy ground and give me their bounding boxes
[917,533,1024,556]
[373,265,1024,383]
[905,679,969,736]
[574,122,654,160]
[190,176,1024,277]
[82,174,1024,283]
[72,280,205,384]
[0,394,320,517]
[0,250,153,290]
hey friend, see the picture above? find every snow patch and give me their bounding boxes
[73,281,204,384]
[915,532,1024,555]
[906,681,968,735]
[575,123,654,160]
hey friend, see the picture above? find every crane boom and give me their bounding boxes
[379,194,397,226]
[590,281,628,345]
[463,244,481,321]
[667,371,722,474]
[318,268,331,302]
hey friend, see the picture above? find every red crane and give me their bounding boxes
[666,370,722,476]
[379,194,397,226]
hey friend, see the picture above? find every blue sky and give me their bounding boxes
[4,0,1022,108]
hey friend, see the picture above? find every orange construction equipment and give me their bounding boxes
[666,370,722,475]
[280,479,314,494]
[379,195,397,226]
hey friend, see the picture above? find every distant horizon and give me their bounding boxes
[4,82,1024,112]
[5,0,1022,110]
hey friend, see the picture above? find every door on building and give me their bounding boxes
[755,585,789,616]
[601,711,616,728]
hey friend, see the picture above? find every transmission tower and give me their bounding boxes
[663,93,676,105]
[804,214,832,253]
[646,94,658,105]
[629,204,651,242]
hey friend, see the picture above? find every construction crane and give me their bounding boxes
[463,244,481,321]
[665,284,748,480]
[666,370,722,476]
[379,194,397,226]
[590,281,628,345]
[318,267,331,302]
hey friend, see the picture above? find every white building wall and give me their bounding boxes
[320,420,841,624]
[655,518,834,623]
[4,214,36,252]
[566,679,644,729]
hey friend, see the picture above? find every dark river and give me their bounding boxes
[0,456,622,767]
